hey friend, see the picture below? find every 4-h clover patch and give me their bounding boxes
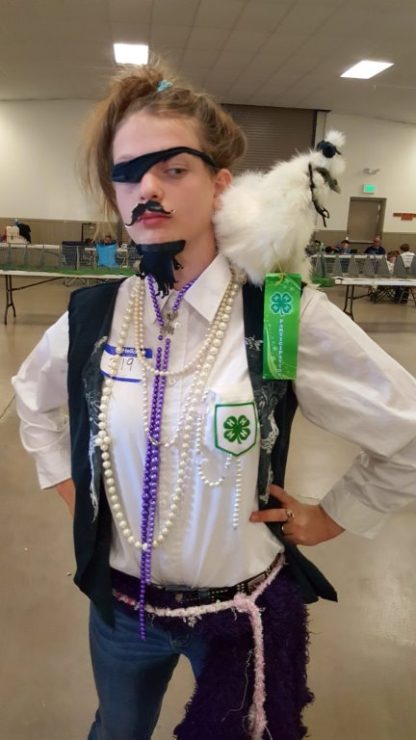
[214,402,257,457]
[270,291,293,315]
[224,414,251,443]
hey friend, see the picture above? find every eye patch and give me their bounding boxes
[111,146,217,183]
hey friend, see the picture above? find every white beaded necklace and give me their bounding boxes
[97,270,243,552]
[136,274,239,449]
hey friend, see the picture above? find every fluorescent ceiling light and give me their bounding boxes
[113,43,149,65]
[341,60,393,79]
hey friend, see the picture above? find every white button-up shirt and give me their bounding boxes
[12,254,416,587]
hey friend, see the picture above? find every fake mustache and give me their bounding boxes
[125,199,174,227]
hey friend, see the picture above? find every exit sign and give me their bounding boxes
[363,183,376,194]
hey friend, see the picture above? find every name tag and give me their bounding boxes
[100,343,152,383]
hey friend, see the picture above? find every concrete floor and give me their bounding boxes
[1,277,415,740]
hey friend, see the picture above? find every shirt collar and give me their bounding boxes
[144,253,232,326]
[185,253,232,322]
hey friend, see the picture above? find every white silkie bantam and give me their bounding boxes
[214,131,345,285]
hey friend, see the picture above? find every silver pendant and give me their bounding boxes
[161,309,178,336]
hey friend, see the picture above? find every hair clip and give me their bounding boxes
[156,79,173,93]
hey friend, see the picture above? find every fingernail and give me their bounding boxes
[250,513,259,521]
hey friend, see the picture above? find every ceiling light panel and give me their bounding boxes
[341,60,393,79]
[113,43,149,64]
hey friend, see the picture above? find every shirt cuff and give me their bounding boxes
[35,449,72,490]
[320,482,388,539]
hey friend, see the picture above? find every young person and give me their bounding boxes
[334,238,351,254]
[12,63,416,740]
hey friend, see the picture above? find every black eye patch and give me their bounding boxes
[111,146,217,183]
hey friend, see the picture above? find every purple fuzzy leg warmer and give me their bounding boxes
[173,570,313,740]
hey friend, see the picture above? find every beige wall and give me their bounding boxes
[0,100,96,221]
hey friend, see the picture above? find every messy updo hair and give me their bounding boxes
[81,59,247,222]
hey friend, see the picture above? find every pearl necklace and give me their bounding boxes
[97,272,242,553]
[136,274,240,450]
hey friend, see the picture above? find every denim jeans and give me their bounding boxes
[87,601,209,740]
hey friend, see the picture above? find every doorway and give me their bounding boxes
[347,198,386,242]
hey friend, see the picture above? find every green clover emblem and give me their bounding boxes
[223,415,251,444]
[270,291,293,315]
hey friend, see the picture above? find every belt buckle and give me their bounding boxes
[164,586,212,604]
[176,588,211,604]
[164,584,192,604]
[196,588,211,601]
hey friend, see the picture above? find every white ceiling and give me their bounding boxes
[1,0,416,124]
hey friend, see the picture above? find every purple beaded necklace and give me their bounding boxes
[138,274,195,638]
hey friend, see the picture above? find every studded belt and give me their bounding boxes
[111,556,281,610]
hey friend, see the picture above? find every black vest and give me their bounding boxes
[68,280,336,625]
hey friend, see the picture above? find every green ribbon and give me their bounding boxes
[263,273,301,380]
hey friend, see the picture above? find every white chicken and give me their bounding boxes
[214,131,345,284]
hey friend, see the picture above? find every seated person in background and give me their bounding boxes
[365,235,385,255]
[393,245,415,303]
[387,250,399,273]
[324,245,336,253]
[398,243,415,268]
[104,233,118,246]
[96,234,118,267]
[334,239,351,254]
[15,219,32,243]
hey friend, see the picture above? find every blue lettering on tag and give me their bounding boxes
[104,343,152,358]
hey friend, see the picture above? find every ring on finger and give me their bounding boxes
[285,508,294,521]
